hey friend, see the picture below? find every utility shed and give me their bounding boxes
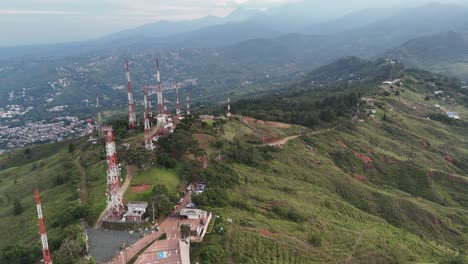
[124,201,148,222]
[447,112,461,119]
[180,209,207,220]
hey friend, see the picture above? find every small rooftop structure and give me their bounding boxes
[447,112,461,119]
[434,90,444,95]
[124,201,148,222]
[180,209,207,220]
[199,115,214,120]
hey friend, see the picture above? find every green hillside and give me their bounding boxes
[189,111,468,263]
[1,58,468,263]
[0,137,106,263]
[189,60,468,263]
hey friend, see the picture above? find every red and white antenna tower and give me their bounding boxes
[176,86,181,116]
[125,59,137,130]
[86,118,94,141]
[226,97,232,117]
[163,95,168,115]
[148,93,153,119]
[34,189,53,264]
[186,96,191,115]
[155,59,168,129]
[104,127,125,219]
[143,86,153,150]
[156,59,163,116]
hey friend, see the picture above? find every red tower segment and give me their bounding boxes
[34,189,52,264]
[104,127,125,219]
[125,59,137,130]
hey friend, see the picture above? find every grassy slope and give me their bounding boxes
[0,135,117,253]
[124,167,182,202]
[192,87,468,263]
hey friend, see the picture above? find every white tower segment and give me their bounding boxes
[227,97,232,117]
[125,59,137,130]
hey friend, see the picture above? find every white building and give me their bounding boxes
[124,201,148,222]
[180,209,208,220]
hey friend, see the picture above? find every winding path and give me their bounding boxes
[265,135,299,147]
[264,128,335,147]
[74,156,88,204]
[93,165,136,229]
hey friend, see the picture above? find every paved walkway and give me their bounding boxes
[109,192,192,264]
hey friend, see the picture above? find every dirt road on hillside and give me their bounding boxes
[264,128,334,147]
[265,135,300,147]
[74,156,88,204]
[94,165,136,229]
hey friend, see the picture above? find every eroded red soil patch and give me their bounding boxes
[338,140,349,148]
[420,139,430,150]
[353,151,374,169]
[131,184,151,193]
[353,174,368,181]
[264,134,281,143]
[444,154,457,164]
[259,230,275,237]
[194,133,216,150]
[266,121,292,128]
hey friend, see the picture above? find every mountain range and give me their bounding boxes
[1,2,468,124]
[387,31,468,80]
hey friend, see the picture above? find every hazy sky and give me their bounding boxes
[0,0,465,46]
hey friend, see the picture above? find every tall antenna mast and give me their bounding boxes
[104,127,125,219]
[155,59,168,129]
[148,91,153,119]
[96,93,103,136]
[34,189,53,264]
[226,97,231,117]
[176,86,181,116]
[186,96,191,115]
[125,59,137,130]
[156,59,163,116]
[163,95,168,115]
[143,86,153,150]
[86,118,95,143]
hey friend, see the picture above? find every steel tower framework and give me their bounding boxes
[125,59,137,130]
[104,127,125,219]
